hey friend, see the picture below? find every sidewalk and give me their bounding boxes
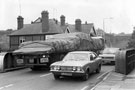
[92,69,135,90]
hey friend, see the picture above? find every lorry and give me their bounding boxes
[13,32,104,71]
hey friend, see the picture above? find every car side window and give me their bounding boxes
[90,54,94,60]
[92,53,96,59]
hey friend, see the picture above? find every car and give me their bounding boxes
[99,48,120,64]
[50,51,102,81]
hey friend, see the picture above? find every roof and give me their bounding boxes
[10,19,64,36]
[67,23,95,34]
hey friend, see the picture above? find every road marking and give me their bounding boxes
[5,84,13,88]
[97,70,111,79]
[90,81,103,90]
[40,73,51,77]
[91,71,111,90]
[0,87,4,90]
[103,72,110,80]
[81,86,89,90]
[0,84,13,90]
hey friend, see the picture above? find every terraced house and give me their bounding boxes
[9,10,96,51]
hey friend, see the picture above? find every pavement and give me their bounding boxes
[92,69,135,90]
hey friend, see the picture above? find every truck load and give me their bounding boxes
[13,32,104,70]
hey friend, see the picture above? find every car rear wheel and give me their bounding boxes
[82,70,89,81]
[54,74,60,80]
[96,65,101,73]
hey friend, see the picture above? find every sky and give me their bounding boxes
[0,0,135,34]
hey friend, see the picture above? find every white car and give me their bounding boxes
[99,48,120,64]
[50,51,102,81]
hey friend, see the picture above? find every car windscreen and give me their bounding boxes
[63,53,89,61]
[103,48,119,54]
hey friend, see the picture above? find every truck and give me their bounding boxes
[13,32,104,71]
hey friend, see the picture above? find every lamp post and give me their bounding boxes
[103,17,113,33]
[103,17,113,47]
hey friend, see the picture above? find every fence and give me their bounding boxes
[115,48,135,75]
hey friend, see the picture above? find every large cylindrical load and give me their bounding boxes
[13,32,104,54]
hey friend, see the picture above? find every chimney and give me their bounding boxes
[75,19,82,32]
[41,10,49,32]
[17,16,24,30]
[60,15,65,26]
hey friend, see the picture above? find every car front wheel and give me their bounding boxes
[96,65,101,73]
[82,70,89,81]
[53,74,60,80]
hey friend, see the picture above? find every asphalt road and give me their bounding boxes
[0,65,114,90]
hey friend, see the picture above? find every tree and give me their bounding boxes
[127,28,135,48]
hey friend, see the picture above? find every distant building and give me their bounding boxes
[64,19,96,37]
[96,28,105,37]
[9,10,97,50]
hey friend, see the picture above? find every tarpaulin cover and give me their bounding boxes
[13,32,104,54]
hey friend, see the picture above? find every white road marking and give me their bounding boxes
[0,87,4,90]
[0,84,13,90]
[5,84,13,88]
[40,73,52,77]
[81,86,89,90]
[97,70,111,79]
[91,71,111,90]
[103,72,110,80]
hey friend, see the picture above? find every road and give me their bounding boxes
[0,65,114,90]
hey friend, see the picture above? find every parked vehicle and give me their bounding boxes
[13,32,104,71]
[50,51,102,81]
[99,48,120,64]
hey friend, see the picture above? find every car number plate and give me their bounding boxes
[40,58,48,63]
[61,73,72,76]
[29,59,34,63]
[17,59,24,64]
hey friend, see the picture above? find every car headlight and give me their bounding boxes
[76,67,82,71]
[73,67,76,71]
[72,66,82,71]
[53,66,60,70]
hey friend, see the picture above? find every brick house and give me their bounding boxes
[9,10,97,51]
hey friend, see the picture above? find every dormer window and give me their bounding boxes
[19,36,25,44]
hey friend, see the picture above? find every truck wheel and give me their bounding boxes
[54,74,60,80]
[96,65,101,73]
[30,66,40,71]
[82,70,89,81]
[31,67,38,71]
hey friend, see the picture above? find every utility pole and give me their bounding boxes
[103,17,113,47]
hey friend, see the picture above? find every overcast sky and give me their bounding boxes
[0,0,135,34]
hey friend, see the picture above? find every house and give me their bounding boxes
[9,11,65,50]
[9,10,97,51]
[65,20,96,36]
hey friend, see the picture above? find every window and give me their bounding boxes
[92,53,96,59]
[19,36,25,44]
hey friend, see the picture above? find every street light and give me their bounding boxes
[103,17,113,47]
[103,17,113,33]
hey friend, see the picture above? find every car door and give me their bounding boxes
[89,54,95,72]
[91,53,98,71]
